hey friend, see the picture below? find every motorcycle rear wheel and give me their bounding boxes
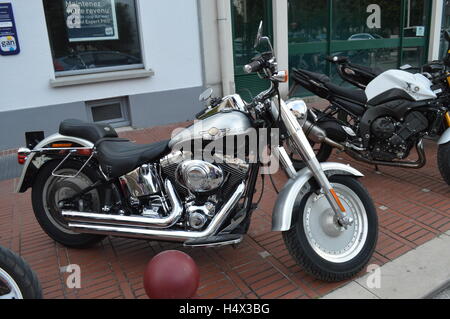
[31,160,106,248]
[283,175,378,282]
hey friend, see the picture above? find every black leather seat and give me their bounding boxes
[60,119,118,143]
[95,139,170,178]
[324,82,368,105]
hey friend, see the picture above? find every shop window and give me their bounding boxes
[43,0,143,76]
[87,97,130,127]
[440,1,450,59]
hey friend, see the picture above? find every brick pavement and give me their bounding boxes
[0,121,449,299]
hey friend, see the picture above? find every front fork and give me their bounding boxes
[273,98,354,228]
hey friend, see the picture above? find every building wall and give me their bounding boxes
[0,0,205,150]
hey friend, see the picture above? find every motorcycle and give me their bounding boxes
[0,245,42,299]
[15,22,378,282]
[287,31,450,185]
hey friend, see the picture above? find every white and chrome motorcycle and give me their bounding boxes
[15,23,378,282]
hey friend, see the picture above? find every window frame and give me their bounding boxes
[44,0,147,78]
[86,96,131,127]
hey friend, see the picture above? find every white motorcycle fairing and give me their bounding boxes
[366,70,437,103]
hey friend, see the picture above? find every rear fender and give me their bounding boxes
[438,128,450,145]
[272,162,364,232]
[15,134,94,193]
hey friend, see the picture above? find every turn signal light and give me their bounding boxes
[272,70,289,83]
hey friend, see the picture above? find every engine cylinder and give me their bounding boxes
[176,160,224,193]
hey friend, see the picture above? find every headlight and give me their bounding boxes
[286,98,308,126]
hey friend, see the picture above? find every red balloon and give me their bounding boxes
[143,250,200,299]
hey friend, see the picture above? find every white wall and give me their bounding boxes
[0,0,203,112]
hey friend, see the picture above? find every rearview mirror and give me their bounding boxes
[199,88,213,102]
[254,21,263,49]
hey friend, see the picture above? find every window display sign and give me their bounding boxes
[0,3,20,56]
[64,0,119,42]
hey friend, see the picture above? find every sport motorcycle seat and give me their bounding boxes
[59,119,118,143]
[324,82,368,105]
[292,68,331,84]
[95,139,170,178]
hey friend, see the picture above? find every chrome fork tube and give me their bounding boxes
[276,98,352,225]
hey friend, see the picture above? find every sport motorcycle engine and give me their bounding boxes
[370,112,428,161]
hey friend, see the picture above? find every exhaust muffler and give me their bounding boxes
[63,179,183,229]
[303,120,345,151]
[65,183,246,242]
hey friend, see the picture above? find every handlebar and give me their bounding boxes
[244,58,265,74]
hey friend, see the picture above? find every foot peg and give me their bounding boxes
[183,234,243,248]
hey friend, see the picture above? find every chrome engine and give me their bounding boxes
[160,151,249,230]
[176,160,224,193]
[110,149,250,232]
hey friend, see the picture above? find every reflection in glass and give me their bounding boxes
[43,0,143,74]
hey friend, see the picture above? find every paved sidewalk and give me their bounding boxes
[322,230,450,299]
[0,121,449,299]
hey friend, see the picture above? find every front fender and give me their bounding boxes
[272,162,364,232]
[15,134,94,193]
[438,128,450,145]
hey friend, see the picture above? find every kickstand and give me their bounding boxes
[375,165,380,173]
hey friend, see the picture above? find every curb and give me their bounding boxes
[322,231,450,299]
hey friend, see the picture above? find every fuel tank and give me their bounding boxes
[169,110,253,149]
[366,70,437,102]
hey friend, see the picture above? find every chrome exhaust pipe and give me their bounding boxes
[67,182,246,242]
[63,180,183,229]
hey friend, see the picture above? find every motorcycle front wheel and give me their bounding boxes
[283,175,378,282]
[0,246,42,299]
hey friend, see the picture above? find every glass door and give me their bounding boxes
[288,0,432,96]
[231,0,273,102]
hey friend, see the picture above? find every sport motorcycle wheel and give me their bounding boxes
[438,141,450,186]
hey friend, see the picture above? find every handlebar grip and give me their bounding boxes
[244,59,264,74]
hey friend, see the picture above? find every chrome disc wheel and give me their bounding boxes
[303,183,368,263]
[0,267,23,299]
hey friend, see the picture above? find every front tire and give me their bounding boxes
[0,246,42,299]
[283,175,378,282]
[31,160,106,248]
[438,142,450,186]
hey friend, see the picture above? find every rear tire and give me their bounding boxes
[283,175,378,282]
[31,160,106,248]
[438,142,450,186]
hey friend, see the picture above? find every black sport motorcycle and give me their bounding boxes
[15,23,378,282]
[287,32,450,185]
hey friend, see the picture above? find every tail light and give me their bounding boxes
[76,149,93,156]
[17,148,31,165]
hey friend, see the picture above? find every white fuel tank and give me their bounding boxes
[366,69,437,102]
